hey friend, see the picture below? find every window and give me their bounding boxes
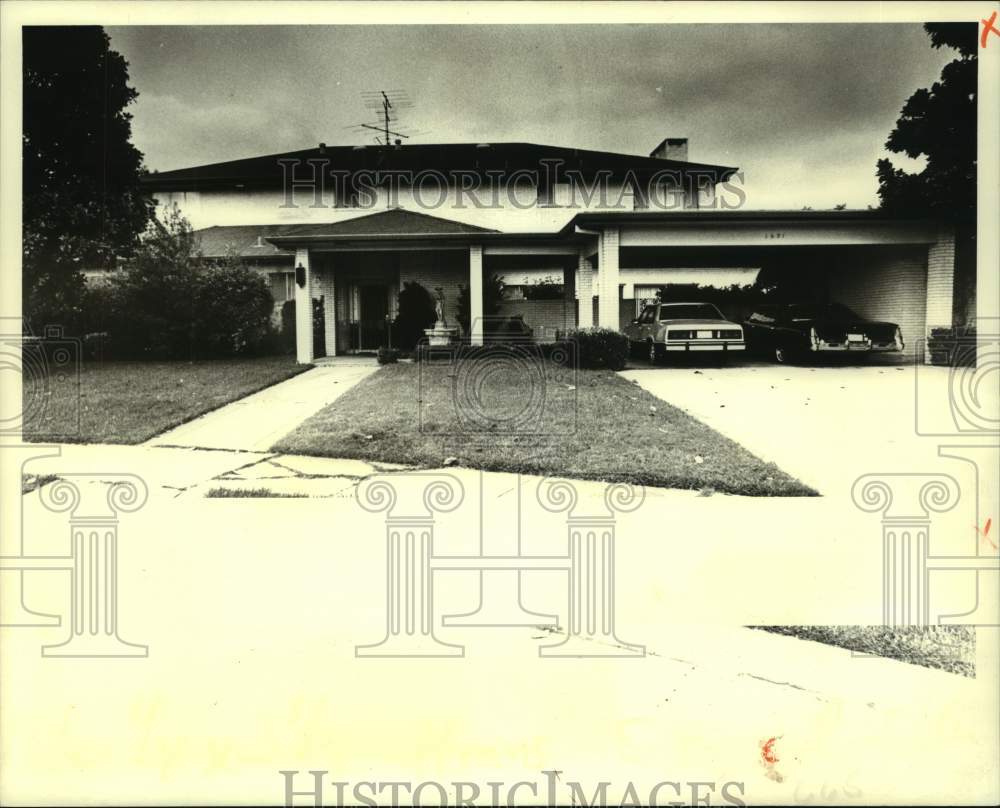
[639,306,657,324]
[658,303,724,320]
[269,271,295,302]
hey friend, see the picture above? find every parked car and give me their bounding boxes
[743,302,904,363]
[624,302,745,364]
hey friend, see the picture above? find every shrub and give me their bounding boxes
[522,276,565,300]
[76,208,277,359]
[564,327,629,371]
[377,346,401,364]
[393,281,437,350]
[195,262,274,356]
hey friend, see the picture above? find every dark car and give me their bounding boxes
[743,302,903,363]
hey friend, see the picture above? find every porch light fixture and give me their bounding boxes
[295,264,306,288]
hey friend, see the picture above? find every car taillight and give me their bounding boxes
[719,329,742,339]
[668,330,694,340]
[895,327,904,350]
[810,327,820,350]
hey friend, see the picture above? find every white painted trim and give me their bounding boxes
[483,244,580,256]
[597,228,620,330]
[619,220,940,248]
[469,245,484,346]
[576,252,594,329]
[294,248,313,364]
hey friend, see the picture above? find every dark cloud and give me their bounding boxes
[107,24,954,208]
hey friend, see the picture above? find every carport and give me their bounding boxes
[571,211,955,362]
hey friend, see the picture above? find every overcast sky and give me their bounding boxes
[107,24,954,210]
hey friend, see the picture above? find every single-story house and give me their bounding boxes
[140,138,962,363]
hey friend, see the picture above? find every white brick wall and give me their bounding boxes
[827,245,928,361]
[596,228,620,329]
[397,250,468,330]
[311,267,337,357]
[926,231,956,330]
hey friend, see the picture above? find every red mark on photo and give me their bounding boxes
[975,517,996,550]
[761,736,780,765]
[983,11,1000,48]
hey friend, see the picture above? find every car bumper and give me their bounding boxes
[663,341,746,352]
[812,340,902,353]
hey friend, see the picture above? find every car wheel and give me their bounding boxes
[648,340,661,366]
[774,345,791,364]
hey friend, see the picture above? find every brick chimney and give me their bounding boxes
[649,137,688,162]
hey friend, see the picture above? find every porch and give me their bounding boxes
[265,209,959,365]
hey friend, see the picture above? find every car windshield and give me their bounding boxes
[786,302,862,321]
[658,303,724,320]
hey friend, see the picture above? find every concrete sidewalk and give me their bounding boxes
[8,445,997,804]
[145,362,377,452]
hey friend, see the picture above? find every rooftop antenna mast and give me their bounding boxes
[381,91,391,144]
[346,90,427,144]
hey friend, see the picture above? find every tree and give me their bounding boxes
[109,206,202,358]
[96,207,275,359]
[876,23,977,324]
[457,274,505,337]
[23,26,153,330]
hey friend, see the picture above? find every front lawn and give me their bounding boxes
[23,356,308,444]
[273,360,815,496]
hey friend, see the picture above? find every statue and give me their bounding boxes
[433,287,446,327]
[424,286,458,347]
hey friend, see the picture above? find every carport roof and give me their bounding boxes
[565,209,939,229]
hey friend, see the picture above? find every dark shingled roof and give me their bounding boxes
[194,224,295,259]
[195,209,500,256]
[269,208,499,240]
[141,141,738,191]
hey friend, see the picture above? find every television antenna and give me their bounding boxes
[343,90,429,144]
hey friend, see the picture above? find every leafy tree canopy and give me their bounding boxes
[23,26,153,327]
[876,23,977,221]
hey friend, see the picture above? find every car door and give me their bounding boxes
[626,305,655,342]
[744,306,778,353]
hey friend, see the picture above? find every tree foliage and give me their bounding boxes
[876,23,977,221]
[522,275,565,300]
[86,207,275,359]
[23,26,153,329]
[457,274,506,336]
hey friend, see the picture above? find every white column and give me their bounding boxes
[294,247,314,364]
[576,251,594,329]
[469,244,484,346]
[925,229,955,364]
[314,262,337,357]
[597,228,620,330]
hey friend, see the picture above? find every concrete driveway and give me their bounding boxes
[620,362,981,495]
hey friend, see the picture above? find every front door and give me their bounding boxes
[358,285,389,350]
